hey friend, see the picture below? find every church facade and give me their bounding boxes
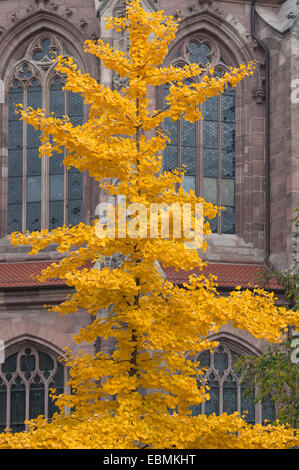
[0,0,298,432]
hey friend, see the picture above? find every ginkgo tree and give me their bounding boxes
[1,0,298,449]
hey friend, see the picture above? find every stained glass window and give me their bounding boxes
[7,35,84,234]
[0,345,66,433]
[163,40,236,234]
[191,345,276,425]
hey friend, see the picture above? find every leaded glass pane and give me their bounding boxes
[163,117,178,145]
[203,96,218,121]
[50,174,64,201]
[10,381,26,432]
[214,347,228,375]
[8,85,23,120]
[49,152,64,174]
[221,150,235,178]
[241,385,255,424]
[20,349,36,372]
[0,383,6,433]
[189,41,211,65]
[48,362,64,418]
[27,149,41,176]
[68,199,83,226]
[7,204,22,233]
[223,374,238,414]
[50,82,65,117]
[8,120,23,149]
[29,379,45,421]
[38,351,54,371]
[26,202,41,232]
[203,149,218,178]
[221,178,234,207]
[68,172,83,200]
[205,375,219,416]
[181,119,196,147]
[32,38,52,61]
[222,122,235,150]
[262,396,276,424]
[8,177,22,204]
[163,145,178,172]
[203,177,217,205]
[203,121,218,149]
[221,92,235,123]
[69,91,84,124]
[49,201,64,230]
[181,175,195,194]
[221,206,235,234]
[27,176,41,203]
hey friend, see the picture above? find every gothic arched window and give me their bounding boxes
[0,344,66,432]
[191,344,276,424]
[7,35,84,234]
[163,39,236,234]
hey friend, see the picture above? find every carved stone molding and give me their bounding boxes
[252,88,266,103]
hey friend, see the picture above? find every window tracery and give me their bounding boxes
[0,344,66,432]
[191,344,276,424]
[163,38,236,234]
[7,34,84,233]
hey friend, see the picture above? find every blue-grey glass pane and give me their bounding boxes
[189,41,211,65]
[69,115,83,127]
[221,206,235,234]
[26,202,41,232]
[48,363,64,418]
[262,396,276,424]
[0,385,6,432]
[27,176,41,203]
[68,91,84,120]
[203,177,217,205]
[49,201,64,230]
[8,150,23,177]
[221,178,234,207]
[222,122,235,150]
[181,119,195,147]
[8,88,23,120]
[8,177,22,204]
[10,381,26,432]
[197,350,210,369]
[32,38,52,61]
[29,380,44,420]
[7,204,22,233]
[223,375,238,414]
[214,348,228,373]
[68,172,83,200]
[27,126,41,149]
[163,117,177,145]
[1,353,17,373]
[203,121,218,149]
[181,175,195,194]
[38,351,54,371]
[206,215,218,233]
[50,174,64,201]
[181,146,196,175]
[203,96,218,121]
[205,378,219,416]
[50,84,65,117]
[221,92,235,123]
[49,152,64,174]
[163,145,178,172]
[68,199,83,226]
[27,149,41,176]
[8,120,23,149]
[221,150,235,178]
[20,350,36,372]
[241,386,255,424]
[203,148,218,178]
[27,85,42,109]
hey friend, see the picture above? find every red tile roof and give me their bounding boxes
[0,260,282,291]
